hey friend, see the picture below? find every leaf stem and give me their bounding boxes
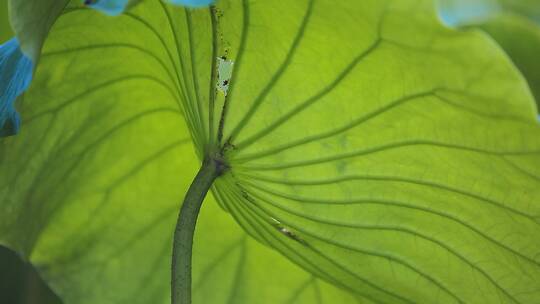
[172,155,226,304]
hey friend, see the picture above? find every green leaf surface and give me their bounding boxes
[472,14,540,110]
[211,1,540,303]
[0,2,361,304]
[8,0,68,60]
[499,0,540,22]
[1,0,540,304]
[437,0,540,109]
[0,0,12,43]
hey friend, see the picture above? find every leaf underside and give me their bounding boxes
[437,0,540,109]
[0,1,539,304]
[474,14,540,110]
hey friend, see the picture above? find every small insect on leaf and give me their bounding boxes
[271,217,308,246]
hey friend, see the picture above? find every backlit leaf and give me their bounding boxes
[1,0,539,303]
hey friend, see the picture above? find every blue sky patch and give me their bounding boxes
[437,0,501,27]
[0,38,33,137]
[84,0,129,16]
[85,0,214,16]
[168,0,214,7]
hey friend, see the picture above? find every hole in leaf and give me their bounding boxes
[217,56,234,96]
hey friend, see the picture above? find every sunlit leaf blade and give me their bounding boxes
[472,14,540,110]
[437,0,540,109]
[209,0,540,303]
[193,196,366,304]
[1,0,539,303]
[0,1,361,303]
